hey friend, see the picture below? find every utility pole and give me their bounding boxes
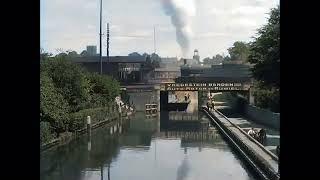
[153,26,156,54]
[107,23,110,66]
[100,0,103,74]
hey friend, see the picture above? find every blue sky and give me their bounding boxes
[40,0,279,59]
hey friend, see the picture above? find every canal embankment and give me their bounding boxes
[41,105,134,152]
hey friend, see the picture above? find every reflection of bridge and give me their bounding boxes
[168,112,199,121]
[155,130,218,141]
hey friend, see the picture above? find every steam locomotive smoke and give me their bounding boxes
[161,0,196,57]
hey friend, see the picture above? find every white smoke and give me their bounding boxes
[161,0,196,57]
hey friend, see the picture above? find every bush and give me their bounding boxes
[253,83,279,113]
[69,106,117,132]
[40,52,122,145]
[40,72,70,136]
[40,121,55,144]
[87,72,120,107]
[41,57,91,112]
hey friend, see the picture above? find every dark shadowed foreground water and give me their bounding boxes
[40,112,256,180]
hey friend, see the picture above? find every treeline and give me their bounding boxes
[40,53,120,144]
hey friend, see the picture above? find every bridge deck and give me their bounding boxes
[211,110,278,174]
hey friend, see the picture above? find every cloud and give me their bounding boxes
[41,0,279,58]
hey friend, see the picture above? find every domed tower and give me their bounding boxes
[193,49,200,64]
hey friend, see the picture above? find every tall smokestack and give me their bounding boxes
[161,0,196,57]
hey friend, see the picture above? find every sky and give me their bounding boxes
[40,0,279,59]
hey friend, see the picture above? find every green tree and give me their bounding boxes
[228,41,250,62]
[248,6,280,88]
[224,55,231,61]
[215,54,223,62]
[128,52,141,56]
[87,73,120,107]
[40,71,70,136]
[248,6,280,112]
[203,57,211,65]
[80,50,88,57]
[41,57,91,112]
[67,50,79,58]
[40,48,52,61]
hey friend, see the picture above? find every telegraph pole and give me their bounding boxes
[99,0,103,74]
[153,26,156,54]
[107,23,110,65]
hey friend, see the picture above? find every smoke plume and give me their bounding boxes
[161,0,196,57]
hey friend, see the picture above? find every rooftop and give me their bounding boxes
[71,56,146,63]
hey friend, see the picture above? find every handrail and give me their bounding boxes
[214,109,278,161]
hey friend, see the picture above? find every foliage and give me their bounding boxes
[248,6,280,88]
[40,121,55,144]
[87,72,120,107]
[41,56,92,112]
[128,52,141,56]
[253,83,280,112]
[80,50,88,57]
[121,90,131,105]
[69,107,116,132]
[40,50,122,144]
[202,54,224,65]
[228,41,250,62]
[40,48,53,61]
[248,6,280,112]
[224,55,231,61]
[40,71,70,136]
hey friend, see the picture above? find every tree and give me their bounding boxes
[142,53,149,57]
[41,57,92,112]
[151,53,161,68]
[40,48,52,61]
[128,52,141,56]
[215,54,223,62]
[40,71,70,137]
[67,50,79,58]
[80,50,89,57]
[248,6,280,88]
[87,73,120,107]
[228,41,250,61]
[224,55,231,61]
[248,6,280,112]
[145,55,152,68]
[203,57,211,65]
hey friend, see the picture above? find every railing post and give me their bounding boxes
[87,116,91,137]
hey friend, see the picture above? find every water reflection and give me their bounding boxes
[176,156,190,180]
[41,112,256,180]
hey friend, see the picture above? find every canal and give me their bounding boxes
[40,112,257,180]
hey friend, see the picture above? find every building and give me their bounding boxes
[147,66,181,84]
[193,49,200,64]
[86,46,97,56]
[71,56,149,85]
[178,62,252,83]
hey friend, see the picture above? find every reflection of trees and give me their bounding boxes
[40,119,131,180]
